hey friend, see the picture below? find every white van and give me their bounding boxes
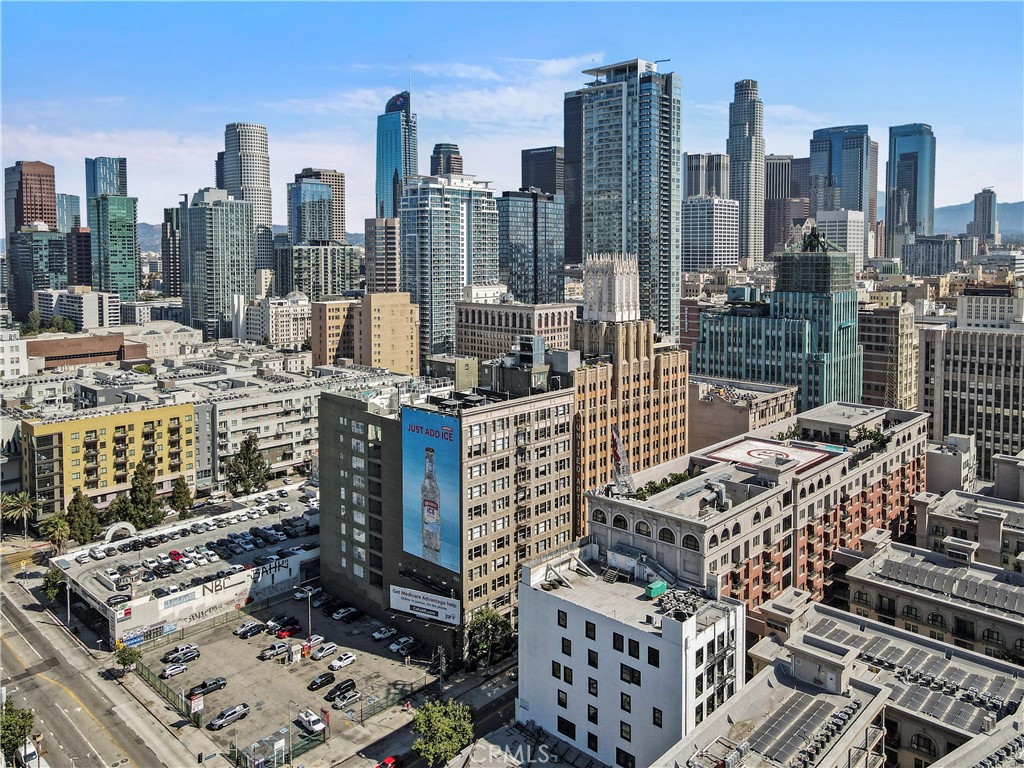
[311,642,338,660]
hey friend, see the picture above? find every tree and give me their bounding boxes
[0,700,34,758]
[114,642,142,679]
[20,308,41,336]
[102,493,134,526]
[168,475,194,519]
[49,314,75,333]
[466,607,513,667]
[411,699,474,768]
[1,491,36,540]
[66,489,101,544]
[132,363,152,374]
[41,511,71,555]
[129,459,164,529]
[224,432,270,496]
[42,566,65,602]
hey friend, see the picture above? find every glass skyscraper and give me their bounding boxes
[89,194,139,301]
[809,126,878,259]
[287,179,332,245]
[375,91,418,219]
[497,190,565,305]
[85,157,128,200]
[7,225,67,321]
[885,123,936,257]
[56,193,80,233]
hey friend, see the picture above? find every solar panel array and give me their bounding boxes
[876,559,1024,617]
[748,692,836,765]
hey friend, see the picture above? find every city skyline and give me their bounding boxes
[2,2,1022,230]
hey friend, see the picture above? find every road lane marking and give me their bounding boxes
[3,610,44,660]
[58,704,105,764]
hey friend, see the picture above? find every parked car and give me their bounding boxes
[332,607,356,621]
[234,620,261,636]
[276,624,302,639]
[399,641,422,657]
[159,663,188,679]
[311,643,338,661]
[375,757,405,768]
[388,636,414,653]
[372,626,397,642]
[296,708,326,734]
[166,648,201,664]
[106,594,131,607]
[323,678,355,702]
[208,703,249,731]
[265,615,298,633]
[307,672,336,691]
[341,609,364,624]
[75,552,91,564]
[88,547,107,561]
[328,652,356,670]
[188,677,227,697]
[332,690,362,710]
[161,643,199,662]
[258,642,289,660]
[311,594,329,609]
[306,634,325,647]
[168,550,183,562]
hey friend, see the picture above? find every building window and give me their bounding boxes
[854,590,870,605]
[620,663,641,686]
[903,605,921,620]
[588,705,598,724]
[648,647,660,668]
[556,716,576,740]
[910,734,936,756]
[982,628,1002,644]
[653,707,663,728]
[927,612,946,628]
[557,609,567,628]
[562,637,572,656]
[587,733,598,752]
[552,661,561,679]
[615,749,635,768]
[585,621,596,640]
[588,678,598,697]
[612,515,628,530]
[620,692,631,712]
[588,649,598,668]
[613,632,624,652]
[620,722,631,742]
[558,690,567,709]
[564,666,573,685]
[628,638,640,659]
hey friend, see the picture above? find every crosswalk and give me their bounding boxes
[1,544,50,573]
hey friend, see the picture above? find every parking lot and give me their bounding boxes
[138,592,436,759]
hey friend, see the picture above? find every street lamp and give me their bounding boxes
[306,592,312,643]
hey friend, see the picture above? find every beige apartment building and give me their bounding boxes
[454,299,575,360]
[686,376,797,452]
[311,292,419,375]
[858,301,919,410]
[913,485,1024,572]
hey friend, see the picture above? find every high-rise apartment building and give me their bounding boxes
[808,126,877,260]
[375,91,418,218]
[429,143,463,176]
[902,234,961,276]
[815,209,866,273]
[56,193,80,234]
[85,156,127,202]
[35,285,120,331]
[764,154,792,200]
[727,80,765,265]
[681,196,740,272]
[235,292,311,349]
[789,156,810,199]
[274,240,361,302]
[521,146,564,195]
[858,301,919,410]
[180,188,255,340]
[223,122,272,269]
[694,229,863,412]
[89,194,139,302]
[364,217,400,293]
[684,153,730,199]
[161,204,182,297]
[66,224,92,287]
[286,179,332,245]
[311,292,419,374]
[5,161,57,238]
[7,224,67,320]
[294,168,346,243]
[497,189,565,305]
[764,197,809,254]
[399,174,498,359]
[885,123,936,257]
[566,59,682,337]
[967,187,999,245]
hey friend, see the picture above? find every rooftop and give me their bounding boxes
[445,723,607,768]
[701,438,834,473]
[920,489,1024,532]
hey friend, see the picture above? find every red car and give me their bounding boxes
[169,550,184,562]
[376,757,404,768]
[276,624,302,639]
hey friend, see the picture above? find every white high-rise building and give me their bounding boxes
[815,209,866,273]
[727,80,765,266]
[399,174,497,359]
[223,123,272,270]
[682,196,740,272]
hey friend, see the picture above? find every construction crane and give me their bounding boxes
[610,424,636,496]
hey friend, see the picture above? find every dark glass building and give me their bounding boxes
[375,92,418,218]
[521,146,564,195]
[497,190,565,305]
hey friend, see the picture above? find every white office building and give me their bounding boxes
[682,196,740,272]
[816,209,867,273]
[34,285,120,331]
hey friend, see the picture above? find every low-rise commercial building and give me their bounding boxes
[686,376,797,452]
[925,433,977,494]
[0,329,28,379]
[234,292,312,349]
[119,321,203,361]
[25,331,147,370]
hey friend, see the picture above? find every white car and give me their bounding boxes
[228,564,245,574]
[142,558,159,570]
[282,478,292,485]
[192,553,208,566]
[75,552,91,564]
[294,585,322,601]
[204,549,220,562]
[103,568,120,580]
[389,636,414,653]
[180,557,196,570]
[332,607,355,621]
[328,652,356,670]
[159,663,188,679]
[88,547,107,561]
[157,554,173,566]
[372,626,397,642]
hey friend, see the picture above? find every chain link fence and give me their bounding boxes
[134,658,203,728]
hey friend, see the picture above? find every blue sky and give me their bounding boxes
[3,1,1021,229]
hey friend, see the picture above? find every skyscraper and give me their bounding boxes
[727,79,765,265]
[563,93,584,265]
[429,143,463,176]
[223,123,272,269]
[294,168,346,242]
[161,204,182,297]
[497,189,565,304]
[967,187,999,245]
[180,188,254,340]
[684,153,730,198]
[85,157,127,200]
[764,155,792,200]
[375,91,418,219]
[399,174,497,358]
[274,241,360,301]
[5,161,57,239]
[7,224,67,320]
[681,196,740,272]
[364,217,401,293]
[521,146,564,195]
[567,59,683,337]
[215,151,225,189]
[764,197,809,253]
[56,193,80,233]
[790,157,811,198]
[815,209,866,273]
[808,126,877,259]
[66,224,92,287]
[89,195,139,301]
[764,154,794,257]
[286,179,332,245]
[885,123,936,257]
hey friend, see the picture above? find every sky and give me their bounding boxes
[3,1,1022,230]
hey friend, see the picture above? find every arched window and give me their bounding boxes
[753,511,761,524]
[902,605,920,620]
[635,520,652,537]
[731,523,741,537]
[659,528,677,545]
[825,475,831,485]
[612,514,628,530]
[927,612,946,628]
[592,509,607,525]
[763,505,772,519]
[709,535,719,548]
[1016,638,1024,652]
[800,487,806,499]
[910,734,935,756]
[720,528,731,542]
[854,590,870,605]
[817,479,824,490]
[681,534,701,551]
[982,628,1003,644]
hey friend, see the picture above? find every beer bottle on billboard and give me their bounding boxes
[421,447,441,561]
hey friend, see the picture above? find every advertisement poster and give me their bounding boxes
[401,408,461,573]
[390,585,460,625]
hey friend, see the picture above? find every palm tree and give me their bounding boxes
[1,491,36,541]
[41,512,71,555]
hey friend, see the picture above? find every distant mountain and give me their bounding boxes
[138,223,365,252]
[934,201,1023,236]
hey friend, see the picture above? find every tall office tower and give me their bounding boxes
[563,91,584,265]
[764,197,809,254]
[5,161,57,239]
[727,79,765,265]
[901,234,961,276]
[180,188,255,340]
[85,156,127,200]
[364,217,400,293]
[56,193,80,234]
[286,179,332,245]
[399,174,497,358]
[764,154,792,199]
[694,228,863,412]
[294,168,346,242]
[161,205,182,297]
[89,195,139,301]
[566,59,682,336]
[7,224,67,320]
[681,196,740,272]
[815,209,867,273]
[967,187,1000,245]
[215,151,225,189]
[521,146,564,194]
[790,156,810,198]
[858,301,919,410]
[375,91,418,218]
[429,143,463,176]
[808,126,877,259]
[684,153,730,198]
[873,220,886,260]
[223,123,272,269]
[497,189,565,304]
[274,240,361,302]
[885,123,936,257]
[66,224,92,287]
[919,287,1024,480]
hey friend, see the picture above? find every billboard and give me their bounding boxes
[390,585,461,625]
[402,408,461,573]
